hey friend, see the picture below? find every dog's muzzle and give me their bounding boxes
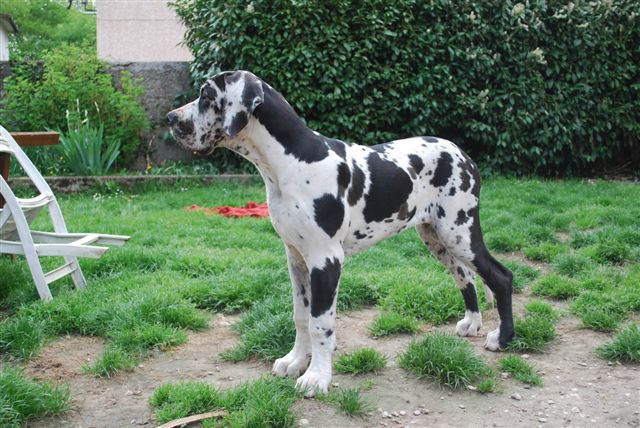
[167,112,194,138]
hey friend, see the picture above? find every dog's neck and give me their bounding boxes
[222,83,326,189]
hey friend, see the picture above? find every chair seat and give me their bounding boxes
[0,125,130,301]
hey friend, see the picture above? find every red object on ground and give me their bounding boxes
[185,202,269,218]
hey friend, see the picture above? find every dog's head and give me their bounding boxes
[167,70,264,154]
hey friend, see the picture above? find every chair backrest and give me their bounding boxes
[0,126,56,199]
[0,125,69,239]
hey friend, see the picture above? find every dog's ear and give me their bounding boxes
[222,71,264,137]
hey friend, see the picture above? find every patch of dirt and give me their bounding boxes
[27,300,640,428]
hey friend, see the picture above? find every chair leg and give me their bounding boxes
[22,242,53,301]
[66,257,87,289]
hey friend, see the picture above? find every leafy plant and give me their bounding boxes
[596,324,640,363]
[57,108,121,175]
[0,45,148,165]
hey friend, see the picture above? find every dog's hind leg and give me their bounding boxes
[416,223,482,337]
[273,245,312,377]
[295,248,344,397]
[428,206,514,351]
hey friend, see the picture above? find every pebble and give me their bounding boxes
[547,400,555,405]
[467,385,478,391]
[399,411,406,416]
[332,382,339,388]
[521,354,530,359]
[571,407,581,413]
[413,410,421,416]
[538,417,547,423]
[459,405,466,410]
[382,411,390,418]
[510,393,522,401]
[299,419,309,426]
[391,411,399,417]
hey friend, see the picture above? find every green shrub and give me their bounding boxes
[531,274,580,299]
[173,0,640,175]
[498,355,542,386]
[0,45,148,165]
[368,311,420,337]
[0,366,70,425]
[596,324,640,363]
[398,332,494,389]
[334,348,387,375]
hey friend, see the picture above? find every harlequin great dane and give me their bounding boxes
[167,70,514,397]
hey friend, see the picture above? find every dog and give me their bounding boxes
[167,70,514,397]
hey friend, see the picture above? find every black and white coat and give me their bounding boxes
[168,71,514,397]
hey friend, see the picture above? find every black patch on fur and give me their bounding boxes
[437,205,446,218]
[254,84,329,163]
[455,209,469,226]
[327,139,347,160]
[310,258,341,317]
[430,152,453,187]
[337,162,351,197]
[325,329,333,337]
[408,154,425,174]
[371,143,390,153]
[461,283,479,313]
[423,136,439,143]
[458,151,480,195]
[354,230,367,239]
[407,206,417,221]
[407,167,417,179]
[449,186,456,196]
[226,111,248,136]
[303,297,309,307]
[457,266,465,278]
[363,153,413,222]
[348,162,365,206]
[313,194,344,237]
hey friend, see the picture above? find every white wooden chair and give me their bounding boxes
[0,126,129,301]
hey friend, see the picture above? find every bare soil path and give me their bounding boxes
[27,294,640,428]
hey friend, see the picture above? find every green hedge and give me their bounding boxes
[173,0,639,175]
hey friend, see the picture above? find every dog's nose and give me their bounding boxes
[167,111,178,126]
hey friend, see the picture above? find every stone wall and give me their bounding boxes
[107,61,199,169]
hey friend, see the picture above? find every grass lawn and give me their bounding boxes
[0,177,639,425]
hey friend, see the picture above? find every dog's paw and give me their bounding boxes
[273,351,310,377]
[484,327,502,351]
[296,369,331,398]
[455,311,482,337]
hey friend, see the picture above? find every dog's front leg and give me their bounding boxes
[296,250,343,397]
[273,245,312,377]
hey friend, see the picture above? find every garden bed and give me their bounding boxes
[8,174,255,193]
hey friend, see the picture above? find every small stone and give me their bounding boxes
[578,362,587,367]
[510,393,522,401]
[467,385,477,391]
[299,419,310,426]
[332,382,339,388]
[413,410,421,416]
[521,354,530,359]
[400,411,406,416]
[523,385,531,389]
[571,406,580,413]
[459,405,466,410]
[207,371,214,375]
[500,372,510,379]
[547,400,555,405]
[382,411,390,418]
[391,411,399,417]
[538,417,547,423]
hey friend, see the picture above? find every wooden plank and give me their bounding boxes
[10,132,59,147]
[155,410,228,428]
